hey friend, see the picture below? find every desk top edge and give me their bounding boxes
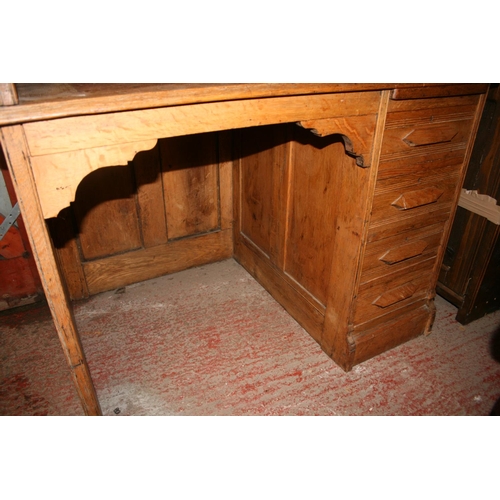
[0,83,489,127]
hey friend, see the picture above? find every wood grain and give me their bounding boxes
[0,125,101,415]
[320,91,391,370]
[237,125,290,265]
[390,84,488,100]
[133,144,168,248]
[31,140,157,218]
[379,239,429,265]
[73,163,142,260]
[284,129,347,305]
[298,114,377,167]
[23,92,381,157]
[83,229,232,295]
[372,282,418,308]
[0,84,18,106]
[391,187,444,210]
[161,133,219,240]
[1,84,406,126]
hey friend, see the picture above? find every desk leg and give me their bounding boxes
[1,126,102,416]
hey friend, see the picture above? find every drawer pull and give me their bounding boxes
[392,187,444,210]
[379,240,428,265]
[372,282,417,308]
[402,125,458,147]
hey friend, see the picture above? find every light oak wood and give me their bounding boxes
[0,83,488,414]
[50,133,235,299]
[0,84,18,106]
[379,239,429,265]
[23,92,381,157]
[298,114,377,167]
[391,187,445,210]
[83,230,232,295]
[161,133,219,240]
[0,84,424,126]
[390,84,488,100]
[0,125,101,415]
[458,189,500,225]
[372,282,419,308]
[31,140,157,218]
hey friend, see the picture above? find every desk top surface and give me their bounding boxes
[0,83,488,127]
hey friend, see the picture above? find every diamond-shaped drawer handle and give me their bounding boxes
[379,240,428,265]
[403,125,458,147]
[392,187,444,210]
[372,282,418,308]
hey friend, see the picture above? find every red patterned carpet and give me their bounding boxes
[1,259,500,416]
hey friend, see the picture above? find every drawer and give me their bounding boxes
[377,150,465,182]
[367,206,451,244]
[381,94,480,160]
[360,224,444,284]
[353,258,436,327]
[381,118,474,158]
[350,300,433,366]
[370,170,460,225]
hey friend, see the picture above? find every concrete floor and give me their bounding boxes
[1,258,500,416]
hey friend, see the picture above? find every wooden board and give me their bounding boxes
[49,133,233,299]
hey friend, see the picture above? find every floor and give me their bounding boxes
[1,258,500,416]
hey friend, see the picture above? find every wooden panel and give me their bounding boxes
[351,301,433,366]
[47,211,89,300]
[22,92,381,156]
[367,207,452,243]
[218,131,234,232]
[48,131,234,297]
[161,133,219,240]
[234,233,325,345]
[376,150,465,181]
[381,118,474,157]
[390,84,488,100]
[353,258,435,326]
[238,125,289,263]
[3,84,396,126]
[31,140,157,219]
[83,229,232,295]
[133,144,168,248]
[284,128,347,305]
[382,97,479,164]
[72,164,142,260]
[387,94,480,115]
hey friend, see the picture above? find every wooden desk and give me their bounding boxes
[0,83,488,415]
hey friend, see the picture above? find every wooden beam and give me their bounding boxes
[0,125,102,416]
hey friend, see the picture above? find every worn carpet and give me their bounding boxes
[1,259,500,416]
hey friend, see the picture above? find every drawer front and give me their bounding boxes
[370,170,460,226]
[353,258,436,327]
[367,206,451,244]
[381,118,474,158]
[381,94,480,161]
[360,224,444,283]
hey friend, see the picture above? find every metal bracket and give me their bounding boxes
[0,203,21,241]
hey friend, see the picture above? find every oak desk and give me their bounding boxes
[0,84,488,415]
